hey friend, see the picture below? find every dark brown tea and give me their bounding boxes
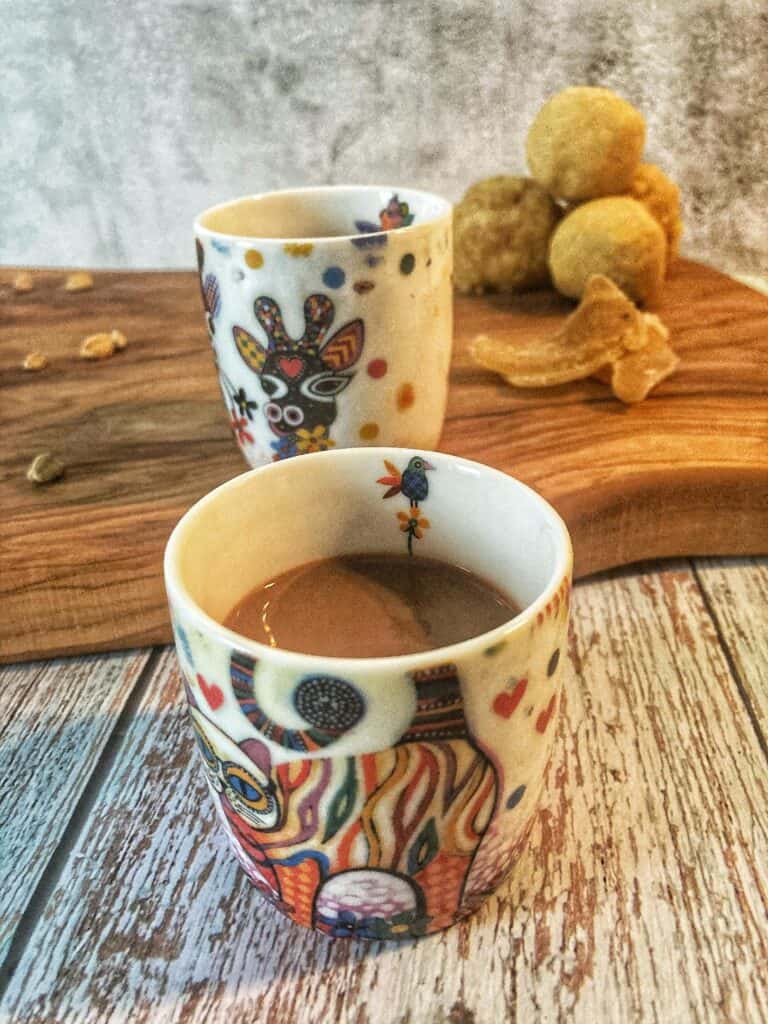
[223,553,520,658]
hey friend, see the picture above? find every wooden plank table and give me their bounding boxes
[1,556,766,1023]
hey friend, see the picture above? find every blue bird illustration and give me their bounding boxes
[377,456,435,507]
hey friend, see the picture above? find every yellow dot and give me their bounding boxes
[396,382,415,411]
[283,243,314,257]
[359,422,379,441]
[245,249,264,269]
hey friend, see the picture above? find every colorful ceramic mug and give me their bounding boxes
[194,187,453,466]
[164,448,572,939]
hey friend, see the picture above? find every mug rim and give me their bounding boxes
[193,184,452,246]
[164,447,573,672]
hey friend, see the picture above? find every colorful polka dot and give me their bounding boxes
[396,382,415,410]
[244,249,263,269]
[359,422,379,441]
[322,266,346,289]
[367,358,388,379]
[366,255,383,268]
[547,648,561,677]
[399,253,415,275]
[284,243,314,257]
[353,280,375,294]
[483,640,507,657]
[506,784,526,810]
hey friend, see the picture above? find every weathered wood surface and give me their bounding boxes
[2,260,767,663]
[1,559,765,1024]
[694,557,768,737]
[0,650,151,969]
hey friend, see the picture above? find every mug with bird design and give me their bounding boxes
[165,448,573,939]
[194,186,453,465]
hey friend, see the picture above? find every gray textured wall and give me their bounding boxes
[1,0,766,274]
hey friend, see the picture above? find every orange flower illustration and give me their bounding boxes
[397,508,431,539]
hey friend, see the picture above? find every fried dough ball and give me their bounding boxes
[526,87,645,201]
[626,163,682,262]
[453,176,561,294]
[548,197,666,304]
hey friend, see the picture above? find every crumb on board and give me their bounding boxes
[22,351,48,371]
[26,452,66,485]
[13,271,34,293]
[80,332,116,360]
[64,271,94,292]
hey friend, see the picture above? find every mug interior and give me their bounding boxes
[195,186,451,242]
[165,448,571,663]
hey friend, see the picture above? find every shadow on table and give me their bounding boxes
[0,700,483,1014]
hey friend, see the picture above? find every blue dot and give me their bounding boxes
[322,266,346,289]
[506,784,526,810]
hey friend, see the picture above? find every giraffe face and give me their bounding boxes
[231,294,364,452]
[259,349,353,436]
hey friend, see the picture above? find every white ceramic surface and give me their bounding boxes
[164,447,572,939]
[194,187,453,466]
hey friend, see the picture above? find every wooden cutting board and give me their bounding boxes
[1,259,767,663]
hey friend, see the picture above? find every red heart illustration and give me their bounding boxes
[492,677,528,718]
[279,356,304,379]
[197,673,224,711]
[536,694,557,734]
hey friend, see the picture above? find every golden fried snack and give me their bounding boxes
[595,313,679,402]
[526,87,645,201]
[453,176,561,294]
[548,197,666,304]
[627,164,682,262]
[470,275,650,386]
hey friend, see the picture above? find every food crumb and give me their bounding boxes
[22,351,48,371]
[80,332,116,360]
[26,452,66,485]
[110,329,127,350]
[13,271,34,293]
[64,271,94,292]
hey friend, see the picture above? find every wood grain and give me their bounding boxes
[1,567,765,1024]
[2,260,767,663]
[694,556,768,735]
[0,650,150,968]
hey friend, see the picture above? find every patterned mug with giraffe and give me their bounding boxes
[194,186,453,465]
[165,448,573,939]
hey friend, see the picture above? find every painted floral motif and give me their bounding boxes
[231,386,258,421]
[377,455,434,554]
[216,370,260,453]
[270,434,299,460]
[397,508,431,551]
[380,194,415,230]
[229,411,254,446]
[232,294,364,460]
[295,424,336,454]
[355,193,415,235]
